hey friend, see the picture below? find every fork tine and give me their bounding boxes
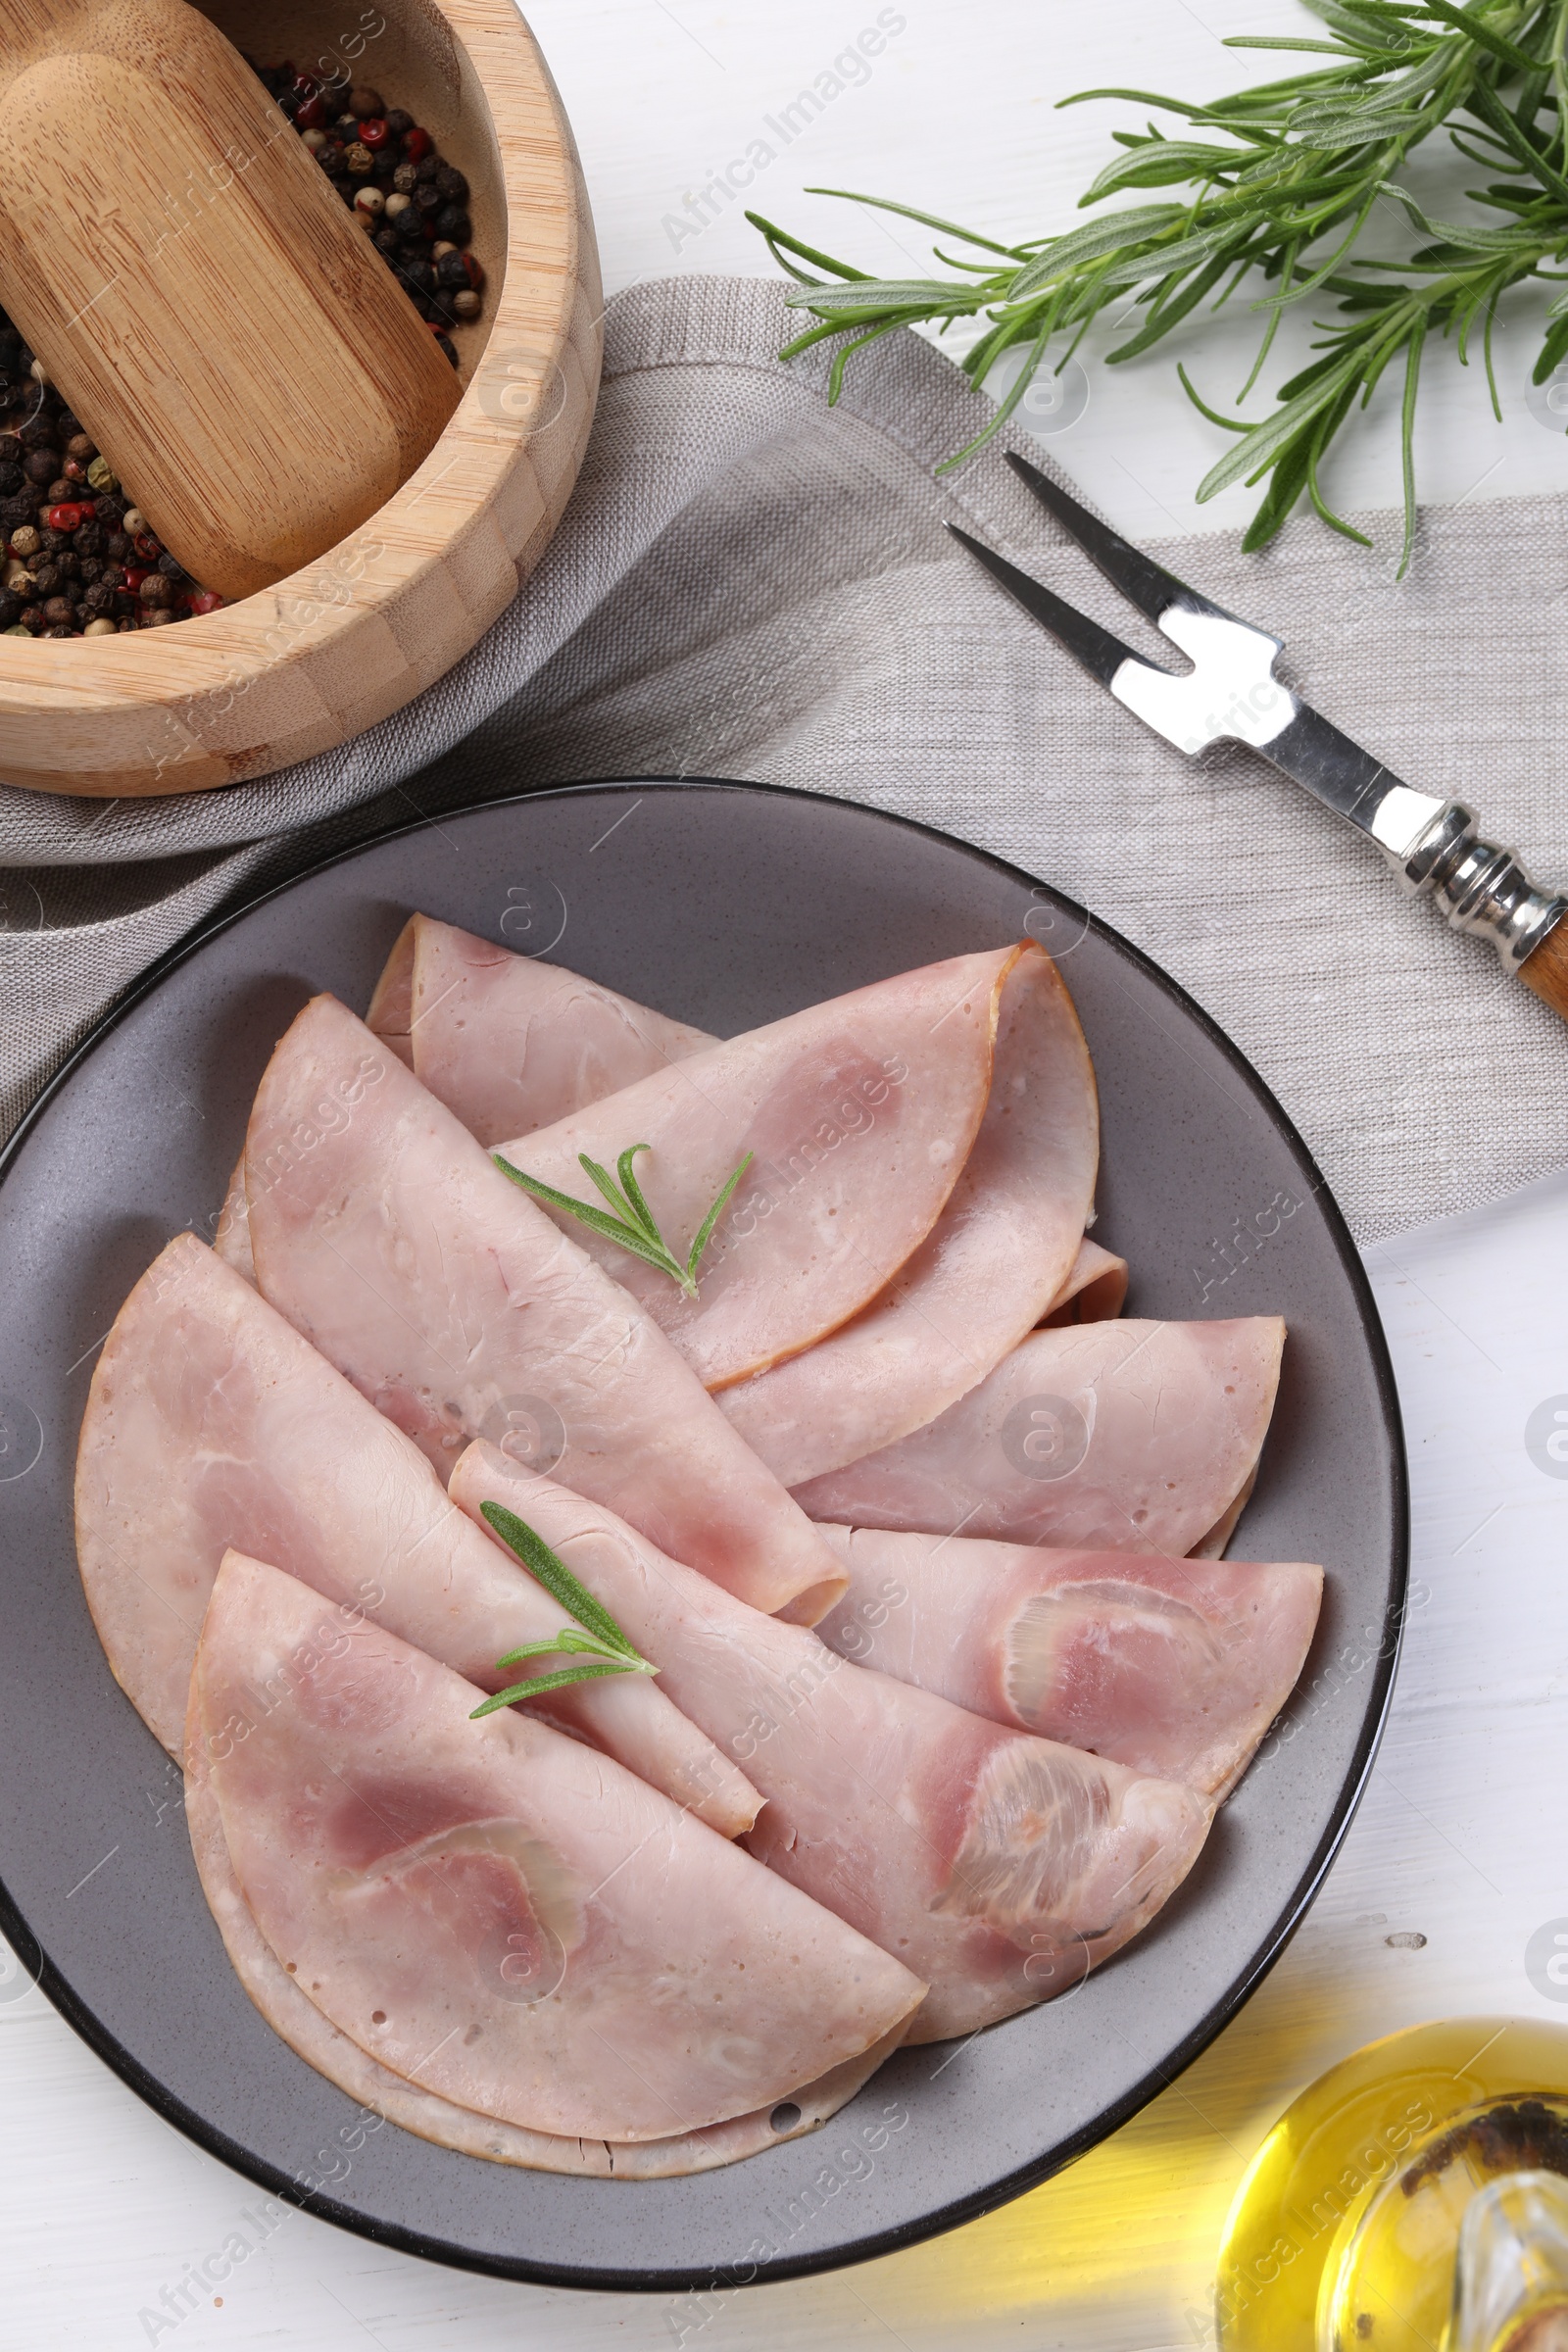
[1004,451,1239,630]
[945,522,1168,690]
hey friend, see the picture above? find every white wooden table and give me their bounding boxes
[5,3,1567,2343]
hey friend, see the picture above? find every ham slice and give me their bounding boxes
[792,1318,1285,1557]
[190,1551,924,2142]
[813,1526,1323,1799]
[75,1234,760,1837]
[186,1731,909,2175]
[716,945,1098,1482]
[491,946,1024,1391]
[450,1445,1214,2043]
[368,914,714,1146]
[239,995,848,1623]
[1041,1238,1127,1327]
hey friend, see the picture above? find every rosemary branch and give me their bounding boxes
[469,1500,657,1715]
[749,0,1568,572]
[495,1143,753,1299]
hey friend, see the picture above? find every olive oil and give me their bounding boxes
[1214,2018,1568,2349]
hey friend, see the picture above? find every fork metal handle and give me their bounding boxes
[1392,802,1568,974]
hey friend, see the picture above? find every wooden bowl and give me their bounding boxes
[0,0,601,801]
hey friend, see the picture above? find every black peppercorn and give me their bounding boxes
[144,608,175,627]
[17,417,51,450]
[414,181,442,215]
[434,165,469,205]
[65,433,95,463]
[19,604,44,634]
[45,477,72,504]
[372,149,398,181]
[55,550,80,580]
[82,581,116,615]
[106,530,130,562]
[333,111,359,140]
[74,521,104,558]
[139,573,173,609]
[56,414,83,441]
[93,496,123,526]
[435,331,459,368]
[32,563,60,596]
[41,595,75,628]
[0,464,22,497]
[373,227,400,258]
[157,551,187,581]
[0,492,38,530]
[0,435,21,463]
[348,85,384,118]
[114,589,138,618]
[0,590,20,629]
[23,449,57,485]
[38,527,69,553]
[384,108,414,139]
[394,207,426,243]
[392,161,418,194]
[434,208,471,244]
[317,140,346,172]
[415,153,440,183]
[399,256,435,295]
[434,250,469,289]
[42,624,75,639]
[77,557,103,584]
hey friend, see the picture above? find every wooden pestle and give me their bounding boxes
[0,0,462,601]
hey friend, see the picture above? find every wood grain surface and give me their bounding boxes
[0,0,601,799]
[0,0,462,602]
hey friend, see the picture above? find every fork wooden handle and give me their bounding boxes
[1521,918,1568,1022]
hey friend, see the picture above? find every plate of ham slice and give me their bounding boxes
[0,778,1406,2287]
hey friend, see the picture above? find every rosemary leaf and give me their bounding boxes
[479,1500,655,1669]
[495,1143,752,1298]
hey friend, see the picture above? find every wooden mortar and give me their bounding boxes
[0,0,601,800]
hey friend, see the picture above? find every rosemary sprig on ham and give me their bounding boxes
[493,1142,753,1298]
[470,1500,658,1714]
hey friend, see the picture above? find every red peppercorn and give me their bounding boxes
[463,251,484,290]
[295,91,327,131]
[133,532,163,563]
[123,566,149,594]
[46,502,85,532]
[359,116,391,151]
[187,589,223,617]
[401,125,432,161]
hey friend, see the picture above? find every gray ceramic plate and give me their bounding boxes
[0,780,1405,2290]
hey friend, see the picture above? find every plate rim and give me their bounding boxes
[0,775,1410,2292]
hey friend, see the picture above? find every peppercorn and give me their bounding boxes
[42,624,75,639]
[66,433,94,462]
[434,331,459,367]
[435,208,471,244]
[23,449,56,485]
[402,125,432,161]
[435,250,469,289]
[56,414,83,440]
[32,563,60,597]
[394,207,426,243]
[0,464,21,497]
[414,181,442,216]
[17,417,51,451]
[9,526,38,561]
[115,618,136,632]
[88,463,120,499]
[139,573,172,609]
[47,503,85,533]
[77,556,104,583]
[38,527,69,554]
[0,493,37,531]
[333,111,360,141]
[344,142,373,175]
[74,522,104,559]
[46,481,74,506]
[187,589,223,616]
[157,551,187,581]
[41,596,75,628]
[359,117,391,153]
[122,509,146,538]
[105,530,130,562]
[415,153,440,184]
[301,127,327,155]
[372,226,400,258]
[144,608,174,627]
[435,165,469,205]
[0,435,20,463]
[384,108,414,140]
[452,288,481,320]
[114,590,139,618]
[63,457,90,485]
[348,85,384,117]
[317,140,346,173]
[354,186,384,221]
[383,190,412,220]
[83,581,117,615]
[19,604,44,633]
[0,591,21,628]
[399,256,435,296]
[391,162,418,195]
[462,252,484,290]
[295,92,327,132]
[83,617,118,637]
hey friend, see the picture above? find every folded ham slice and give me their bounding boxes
[715,945,1098,1485]
[190,1552,925,2142]
[1041,1238,1128,1327]
[238,995,848,1623]
[491,945,1025,1390]
[792,1317,1285,1558]
[75,1234,760,1836]
[812,1526,1323,1799]
[368,913,714,1146]
[450,1446,1213,2043]
[186,1732,910,2175]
